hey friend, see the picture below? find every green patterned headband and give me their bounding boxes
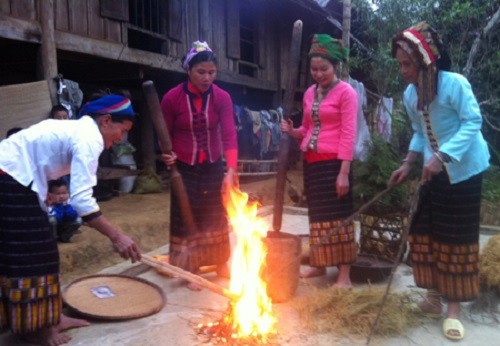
[308,34,348,63]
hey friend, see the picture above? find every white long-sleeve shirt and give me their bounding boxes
[0,116,103,216]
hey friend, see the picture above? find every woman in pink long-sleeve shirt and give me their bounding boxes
[160,41,238,290]
[281,34,358,288]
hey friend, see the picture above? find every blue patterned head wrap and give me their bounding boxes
[78,95,135,119]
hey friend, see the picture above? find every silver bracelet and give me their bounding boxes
[433,151,445,164]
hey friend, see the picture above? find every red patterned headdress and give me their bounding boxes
[392,22,443,111]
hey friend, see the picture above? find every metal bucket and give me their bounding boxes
[263,231,301,303]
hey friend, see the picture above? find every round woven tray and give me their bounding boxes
[63,274,166,320]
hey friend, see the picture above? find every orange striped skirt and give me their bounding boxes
[408,172,482,301]
[0,274,61,333]
[309,220,357,267]
[409,235,479,301]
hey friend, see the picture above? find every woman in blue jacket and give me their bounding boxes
[388,22,490,341]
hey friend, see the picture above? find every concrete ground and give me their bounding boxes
[1,207,499,346]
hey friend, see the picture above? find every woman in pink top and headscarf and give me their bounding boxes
[160,41,238,290]
[281,34,358,288]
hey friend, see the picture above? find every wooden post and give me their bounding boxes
[142,81,197,238]
[341,0,351,81]
[38,0,58,105]
[140,101,156,169]
[272,20,303,232]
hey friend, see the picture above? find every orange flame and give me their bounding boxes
[223,185,276,339]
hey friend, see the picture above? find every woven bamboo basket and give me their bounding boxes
[63,274,166,320]
[358,201,408,262]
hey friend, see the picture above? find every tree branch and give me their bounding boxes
[463,7,500,77]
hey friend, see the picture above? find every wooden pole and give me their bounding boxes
[142,81,197,237]
[141,254,238,300]
[272,19,303,232]
[142,81,199,271]
[341,0,351,81]
[39,0,58,104]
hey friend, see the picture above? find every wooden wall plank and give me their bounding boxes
[0,0,11,14]
[54,0,69,31]
[0,11,41,42]
[55,30,181,71]
[68,0,87,36]
[257,7,266,70]
[100,0,128,21]
[198,0,211,43]
[0,0,286,92]
[53,30,278,91]
[211,0,228,71]
[184,0,198,45]
[104,18,122,42]
[159,0,168,54]
[88,0,104,39]
[168,0,183,42]
[225,0,239,59]
[10,0,36,20]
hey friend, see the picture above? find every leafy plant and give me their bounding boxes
[482,165,500,203]
[353,133,412,213]
[351,0,500,164]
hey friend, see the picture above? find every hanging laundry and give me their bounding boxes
[376,97,393,143]
[349,77,372,161]
[56,76,83,119]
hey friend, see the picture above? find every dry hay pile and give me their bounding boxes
[293,286,428,337]
[479,234,500,291]
[468,234,500,321]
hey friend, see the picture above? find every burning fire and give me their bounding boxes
[224,186,275,338]
[197,185,276,343]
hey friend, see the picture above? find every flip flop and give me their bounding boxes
[409,302,441,318]
[442,318,464,340]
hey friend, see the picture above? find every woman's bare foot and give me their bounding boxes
[446,301,461,319]
[216,263,230,279]
[21,326,71,346]
[56,314,90,332]
[334,265,352,289]
[332,282,353,290]
[300,267,326,278]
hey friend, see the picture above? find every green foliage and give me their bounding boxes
[488,141,500,163]
[353,134,411,212]
[351,0,500,160]
[482,165,500,202]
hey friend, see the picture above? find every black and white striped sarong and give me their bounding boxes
[0,174,61,333]
[169,159,230,271]
[304,159,357,267]
[409,171,483,301]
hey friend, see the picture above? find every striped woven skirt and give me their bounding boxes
[304,159,357,267]
[0,174,61,333]
[409,171,482,301]
[169,159,230,271]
